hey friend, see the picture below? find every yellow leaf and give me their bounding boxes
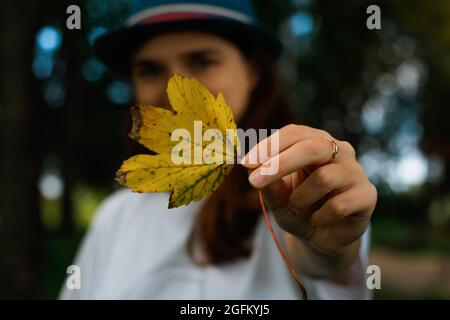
[116,74,239,208]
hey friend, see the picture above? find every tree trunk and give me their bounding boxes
[0,1,44,298]
[58,9,88,235]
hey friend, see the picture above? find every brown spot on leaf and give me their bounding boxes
[115,171,127,185]
[129,106,143,141]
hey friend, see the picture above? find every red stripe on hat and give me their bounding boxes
[136,12,213,25]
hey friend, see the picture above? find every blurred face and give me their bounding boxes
[131,31,259,121]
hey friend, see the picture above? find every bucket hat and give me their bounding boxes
[93,0,282,74]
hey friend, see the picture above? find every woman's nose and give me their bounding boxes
[168,63,193,79]
[158,65,194,108]
[158,84,171,109]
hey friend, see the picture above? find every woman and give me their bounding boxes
[60,0,377,299]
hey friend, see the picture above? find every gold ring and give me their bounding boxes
[327,138,339,161]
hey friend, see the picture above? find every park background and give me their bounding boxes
[1,0,450,299]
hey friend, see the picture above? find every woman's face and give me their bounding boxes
[131,31,259,121]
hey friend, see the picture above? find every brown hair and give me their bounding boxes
[186,48,297,266]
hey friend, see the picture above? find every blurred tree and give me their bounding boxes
[397,0,450,193]
[0,1,45,298]
[269,0,450,224]
[59,3,89,234]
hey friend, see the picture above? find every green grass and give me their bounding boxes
[374,288,450,300]
[371,218,450,254]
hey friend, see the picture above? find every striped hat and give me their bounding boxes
[93,0,282,74]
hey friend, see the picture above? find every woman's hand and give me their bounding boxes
[241,124,377,276]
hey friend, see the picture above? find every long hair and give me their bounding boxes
[186,48,297,266]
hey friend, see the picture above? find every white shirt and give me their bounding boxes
[59,188,371,300]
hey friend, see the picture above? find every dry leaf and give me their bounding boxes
[115,74,239,208]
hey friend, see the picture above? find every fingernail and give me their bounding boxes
[249,170,264,188]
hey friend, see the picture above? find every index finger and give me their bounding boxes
[248,137,342,189]
[240,124,333,168]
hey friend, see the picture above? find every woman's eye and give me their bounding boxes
[137,64,163,78]
[191,57,216,71]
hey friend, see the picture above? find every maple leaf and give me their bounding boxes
[115,74,239,208]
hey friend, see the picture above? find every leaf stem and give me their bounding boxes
[258,189,308,300]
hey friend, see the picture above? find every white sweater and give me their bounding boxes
[59,188,371,300]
